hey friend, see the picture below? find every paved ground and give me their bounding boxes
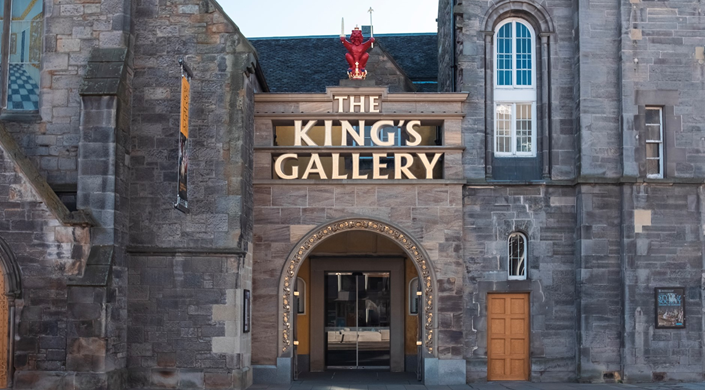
[248,372,705,390]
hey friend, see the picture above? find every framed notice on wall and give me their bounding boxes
[655,287,685,329]
[243,289,251,333]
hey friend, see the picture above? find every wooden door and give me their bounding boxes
[487,293,529,381]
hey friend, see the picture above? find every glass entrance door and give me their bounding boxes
[324,272,391,369]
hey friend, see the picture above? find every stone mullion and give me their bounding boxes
[484,32,494,180]
[540,34,551,180]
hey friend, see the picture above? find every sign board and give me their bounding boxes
[655,287,685,329]
[175,59,192,213]
[272,94,445,180]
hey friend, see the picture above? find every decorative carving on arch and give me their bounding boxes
[481,0,555,34]
[278,218,437,357]
[0,237,22,299]
[0,236,21,388]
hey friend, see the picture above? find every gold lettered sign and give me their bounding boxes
[175,59,193,214]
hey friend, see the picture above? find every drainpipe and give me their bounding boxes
[450,0,456,92]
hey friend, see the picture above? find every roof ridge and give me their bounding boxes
[248,32,436,40]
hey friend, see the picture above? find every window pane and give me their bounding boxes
[509,233,526,277]
[409,278,419,314]
[515,104,532,153]
[646,159,660,176]
[0,1,3,100]
[645,109,661,126]
[9,0,42,110]
[497,23,512,86]
[646,125,661,141]
[495,104,512,153]
[515,22,532,86]
[296,278,305,314]
[646,143,660,158]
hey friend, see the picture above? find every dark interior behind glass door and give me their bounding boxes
[324,272,391,369]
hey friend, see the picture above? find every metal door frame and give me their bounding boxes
[310,257,405,372]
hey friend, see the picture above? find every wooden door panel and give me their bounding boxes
[490,318,505,333]
[489,359,505,375]
[487,293,529,381]
[510,359,525,376]
[510,318,525,334]
[510,338,524,354]
[510,298,525,314]
[490,297,506,314]
[490,338,505,353]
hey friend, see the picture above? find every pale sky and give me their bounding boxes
[221,0,439,38]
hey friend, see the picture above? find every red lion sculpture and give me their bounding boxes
[341,27,374,78]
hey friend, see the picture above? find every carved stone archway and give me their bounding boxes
[277,217,438,358]
[0,237,21,388]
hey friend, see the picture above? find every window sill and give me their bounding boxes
[493,155,537,158]
[0,110,41,123]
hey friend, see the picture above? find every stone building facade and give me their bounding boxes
[0,0,701,389]
[0,0,262,389]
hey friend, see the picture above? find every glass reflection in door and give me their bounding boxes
[324,272,391,369]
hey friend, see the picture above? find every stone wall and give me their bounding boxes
[622,184,704,382]
[463,185,577,382]
[251,184,465,365]
[436,0,452,92]
[619,0,705,178]
[127,254,252,389]
[5,0,131,187]
[126,0,258,389]
[363,45,416,92]
[574,1,622,178]
[128,0,257,251]
[0,133,91,387]
[455,0,576,180]
[575,184,622,381]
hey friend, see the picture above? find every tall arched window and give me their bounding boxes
[494,19,536,157]
[508,232,527,280]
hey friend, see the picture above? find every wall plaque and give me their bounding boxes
[655,287,685,329]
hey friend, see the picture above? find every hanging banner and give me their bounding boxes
[175,58,192,213]
[655,287,685,329]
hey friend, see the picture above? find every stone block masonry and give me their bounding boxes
[127,254,251,389]
[127,0,259,388]
[463,185,578,382]
[251,184,465,366]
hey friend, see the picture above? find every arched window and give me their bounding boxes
[3,0,43,110]
[408,277,419,315]
[508,232,527,280]
[494,19,536,157]
[295,277,306,314]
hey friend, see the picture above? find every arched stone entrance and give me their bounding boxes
[277,217,438,369]
[0,237,22,389]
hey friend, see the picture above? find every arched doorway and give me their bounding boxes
[0,237,21,388]
[276,218,437,377]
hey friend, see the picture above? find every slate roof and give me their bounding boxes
[249,33,437,93]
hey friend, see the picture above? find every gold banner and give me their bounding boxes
[180,76,190,137]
